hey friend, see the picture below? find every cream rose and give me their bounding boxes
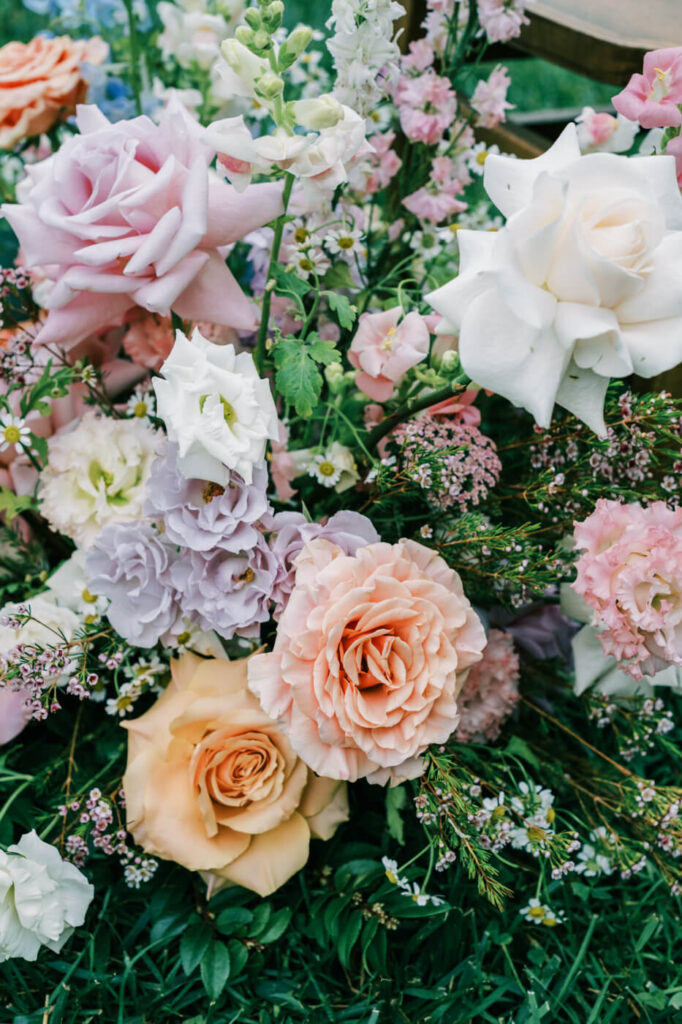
[122,654,348,897]
[428,124,682,433]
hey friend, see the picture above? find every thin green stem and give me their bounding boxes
[254,171,295,375]
[365,378,468,451]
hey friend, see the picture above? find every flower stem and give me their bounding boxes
[254,171,295,375]
[365,378,468,451]
[123,0,143,116]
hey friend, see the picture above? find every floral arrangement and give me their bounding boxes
[1,0,682,1018]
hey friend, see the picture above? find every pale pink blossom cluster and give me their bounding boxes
[395,51,457,146]
[362,132,402,195]
[573,500,682,680]
[471,65,513,129]
[403,154,468,223]
[455,629,520,742]
[477,0,529,44]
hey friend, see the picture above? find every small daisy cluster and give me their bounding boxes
[283,209,365,281]
[575,827,616,877]
[391,415,501,512]
[586,694,675,761]
[350,890,399,929]
[125,380,157,423]
[105,656,168,718]
[58,788,158,886]
[381,857,445,907]
[519,899,564,927]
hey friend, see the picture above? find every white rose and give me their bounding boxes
[0,596,79,656]
[153,328,279,486]
[0,831,93,962]
[38,412,161,548]
[427,124,682,433]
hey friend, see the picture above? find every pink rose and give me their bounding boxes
[572,499,682,679]
[248,538,486,784]
[0,35,107,149]
[123,653,348,897]
[613,47,682,129]
[2,102,283,349]
[348,307,429,402]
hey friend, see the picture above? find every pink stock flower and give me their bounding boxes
[348,306,430,402]
[477,0,529,43]
[247,538,486,784]
[455,629,520,743]
[471,65,513,128]
[572,499,682,680]
[613,48,682,129]
[398,74,457,145]
[402,186,466,223]
[1,101,283,349]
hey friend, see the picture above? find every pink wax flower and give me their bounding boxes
[477,0,529,44]
[398,74,457,145]
[471,65,513,129]
[348,306,430,402]
[455,629,520,743]
[572,499,682,680]
[403,186,466,223]
[613,47,682,129]
[1,101,283,350]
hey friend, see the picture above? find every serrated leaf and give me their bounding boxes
[321,260,354,290]
[200,940,231,1000]
[309,336,341,366]
[180,921,213,976]
[274,340,322,418]
[270,263,310,300]
[326,292,357,330]
[0,485,35,522]
[385,785,407,846]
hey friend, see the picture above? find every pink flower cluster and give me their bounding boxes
[573,499,682,680]
[403,154,468,223]
[471,65,513,129]
[396,44,457,146]
[392,415,502,512]
[455,629,520,743]
[363,132,402,195]
[477,0,529,44]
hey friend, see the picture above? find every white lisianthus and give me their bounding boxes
[157,3,228,69]
[153,328,279,486]
[38,412,161,548]
[0,831,93,962]
[0,596,80,656]
[427,124,682,434]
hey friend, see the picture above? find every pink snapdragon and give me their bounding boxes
[477,0,529,44]
[613,47,682,129]
[398,73,457,145]
[348,307,429,402]
[471,65,513,129]
[572,499,682,680]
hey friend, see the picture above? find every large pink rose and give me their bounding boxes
[2,102,283,348]
[248,538,486,784]
[0,35,107,150]
[572,499,682,680]
[123,654,348,897]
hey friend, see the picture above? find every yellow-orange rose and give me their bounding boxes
[0,35,107,150]
[122,653,348,897]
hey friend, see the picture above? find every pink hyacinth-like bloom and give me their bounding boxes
[348,306,429,402]
[1,101,283,349]
[398,74,457,145]
[572,499,682,680]
[248,538,486,784]
[613,47,682,129]
[471,65,513,129]
[455,629,520,743]
[402,186,466,223]
[477,0,529,44]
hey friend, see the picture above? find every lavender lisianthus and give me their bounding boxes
[86,522,181,648]
[144,443,271,553]
[491,603,578,661]
[267,510,380,614]
[170,535,278,640]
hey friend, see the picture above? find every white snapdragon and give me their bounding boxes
[326,0,403,116]
[0,832,93,962]
[38,412,161,548]
[157,3,229,68]
[153,328,279,486]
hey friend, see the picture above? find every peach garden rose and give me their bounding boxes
[0,35,107,150]
[122,653,348,897]
[248,538,487,785]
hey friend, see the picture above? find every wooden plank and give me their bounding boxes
[514,0,682,84]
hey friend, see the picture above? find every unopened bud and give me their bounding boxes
[255,70,284,99]
[440,349,459,371]
[234,24,254,47]
[244,7,261,29]
[262,0,283,30]
[292,95,344,130]
[253,28,271,50]
[278,24,313,68]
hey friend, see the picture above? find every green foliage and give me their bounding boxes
[273,334,341,417]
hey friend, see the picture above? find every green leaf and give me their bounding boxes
[503,735,540,768]
[227,938,249,977]
[337,911,363,968]
[200,940,231,1000]
[216,906,253,935]
[309,337,341,366]
[249,903,272,938]
[270,263,310,300]
[274,339,322,418]
[180,921,213,976]
[325,292,357,330]
[258,907,292,944]
[385,785,407,846]
[321,260,354,291]
[0,486,35,522]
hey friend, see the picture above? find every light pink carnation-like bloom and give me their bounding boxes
[613,47,682,129]
[248,538,486,784]
[572,499,682,680]
[348,307,429,401]
[402,186,466,223]
[398,74,457,145]
[1,101,283,349]
[455,629,520,743]
[477,0,529,44]
[471,65,513,129]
